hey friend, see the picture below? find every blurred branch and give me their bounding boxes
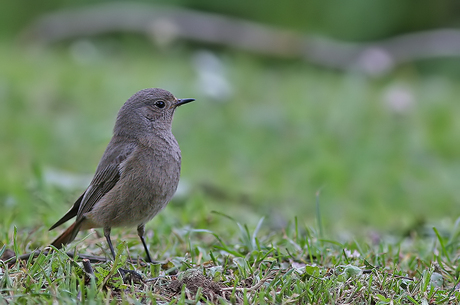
[20,2,460,75]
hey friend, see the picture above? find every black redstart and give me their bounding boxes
[49,88,194,262]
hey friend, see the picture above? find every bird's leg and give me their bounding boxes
[102,226,150,283]
[137,224,153,263]
[103,227,116,260]
[102,226,145,283]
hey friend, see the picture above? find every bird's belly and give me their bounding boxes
[87,184,177,228]
[115,198,167,227]
[87,158,180,228]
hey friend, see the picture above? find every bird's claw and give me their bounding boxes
[117,268,144,284]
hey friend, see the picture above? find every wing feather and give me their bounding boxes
[49,137,137,229]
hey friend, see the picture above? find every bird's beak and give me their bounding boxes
[175,98,195,107]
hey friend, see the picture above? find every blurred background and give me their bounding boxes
[2,0,460,239]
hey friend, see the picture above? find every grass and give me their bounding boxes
[2,212,460,303]
[1,38,460,303]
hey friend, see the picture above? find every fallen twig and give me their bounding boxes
[2,248,158,265]
[82,258,95,277]
[19,2,460,75]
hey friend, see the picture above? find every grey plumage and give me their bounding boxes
[49,88,194,262]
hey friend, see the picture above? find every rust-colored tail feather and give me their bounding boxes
[50,221,82,249]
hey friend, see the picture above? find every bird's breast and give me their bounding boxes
[126,140,181,197]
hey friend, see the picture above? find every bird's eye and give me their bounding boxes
[154,101,166,108]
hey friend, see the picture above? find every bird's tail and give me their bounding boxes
[50,221,82,249]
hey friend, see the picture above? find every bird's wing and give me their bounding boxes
[75,143,136,220]
[49,138,137,230]
[75,163,121,220]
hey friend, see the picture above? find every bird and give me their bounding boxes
[49,88,194,262]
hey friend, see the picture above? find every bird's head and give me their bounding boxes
[114,88,194,136]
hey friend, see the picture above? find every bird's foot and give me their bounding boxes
[117,268,144,284]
